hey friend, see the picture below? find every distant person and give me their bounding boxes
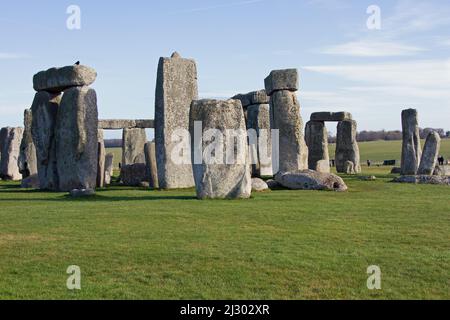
[438,156,445,166]
[367,160,372,167]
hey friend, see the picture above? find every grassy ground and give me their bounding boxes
[0,140,449,300]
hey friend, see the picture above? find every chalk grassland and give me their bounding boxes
[0,140,449,300]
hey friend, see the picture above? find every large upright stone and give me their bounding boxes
[97,129,106,188]
[155,52,198,189]
[267,89,308,173]
[305,121,329,173]
[417,131,441,176]
[264,69,299,96]
[18,109,38,178]
[336,120,361,174]
[247,103,272,177]
[33,65,97,93]
[122,128,147,165]
[104,153,114,185]
[0,127,23,180]
[31,91,61,190]
[56,86,98,192]
[190,99,252,199]
[401,109,422,175]
[144,142,159,189]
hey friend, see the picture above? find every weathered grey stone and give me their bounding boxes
[104,153,114,185]
[417,131,441,176]
[268,90,308,173]
[18,109,37,178]
[144,142,159,189]
[33,65,97,93]
[252,178,269,192]
[232,90,269,108]
[264,69,299,96]
[122,128,147,166]
[310,112,353,122]
[266,179,282,190]
[393,175,450,186]
[31,91,60,190]
[344,160,355,174]
[360,175,377,181]
[98,119,154,130]
[305,121,329,172]
[0,127,23,180]
[434,165,450,176]
[275,170,348,192]
[97,130,106,188]
[56,86,98,192]
[21,174,40,189]
[401,109,422,175]
[70,188,96,198]
[155,52,197,189]
[336,120,361,174]
[190,99,252,199]
[120,163,148,187]
[247,103,272,177]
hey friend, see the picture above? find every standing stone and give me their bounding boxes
[122,128,147,165]
[335,120,361,174]
[31,92,61,190]
[401,109,422,175]
[56,86,98,192]
[144,142,159,189]
[305,121,329,173]
[155,52,198,189]
[97,129,106,188]
[417,131,441,176]
[266,81,308,173]
[120,163,148,187]
[0,127,24,180]
[18,109,38,179]
[190,99,252,199]
[104,153,114,185]
[247,103,272,177]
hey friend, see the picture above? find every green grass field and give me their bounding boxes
[0,140,449,300]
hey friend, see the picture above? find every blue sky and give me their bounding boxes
[1,0,449,138]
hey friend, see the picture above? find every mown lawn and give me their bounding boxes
[0,165,449,300]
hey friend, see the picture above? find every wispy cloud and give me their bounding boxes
[320,41,425,57]
[0,52,30,60]
[172,0,264,14]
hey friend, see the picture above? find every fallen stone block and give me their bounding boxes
[275,170,348,192]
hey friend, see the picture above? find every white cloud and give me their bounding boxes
[320,41,425,57]
[0,52,30,60]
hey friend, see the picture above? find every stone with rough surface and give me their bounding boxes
[267,179,282,190]
[190,99,252,199]
[56,86,98,192]
[33,65,97,93]
[21,174,40,188]
[268,90,308,173]
[417,131,441,175]
[104,153,114,185]
[98,119,154,130]
[31,91,60,190]
[0,127,23,180]
[144,142,159,189]
[336,120,361,174]
[401,109,422,175]
[155,52,197,189]
[275,170,348,192]
[264,69,299,96]
[18,109,38,178]
[393,175,450,186]
[310,112,352,122]
[120,163,148,187]
[122,128,147,166]
[232,90,269,108]
[434,165,450,176]
[305,121,329,172]
[252,178,269,192]
[97,130,106,188]
[247,103,272,177]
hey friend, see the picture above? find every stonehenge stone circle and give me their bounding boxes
[0,127,24,180]
[155,52,198,189]
[190,99,252,199]
[33,65,97,93]
[335,120,361,174]
[305,121,329,173]
[144,142,159,189]
[31,91,61,190]
[265,69,308,173]
[401,109,422,175]
[246,93,272,177]
[18,109,37,179]
[275,170,348,192]
[56,86,98,192]
[104,153,114,185]
[417,131,441,176]
[310,112,352,122]
[97,129,106,188]
[122,128,147,166]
